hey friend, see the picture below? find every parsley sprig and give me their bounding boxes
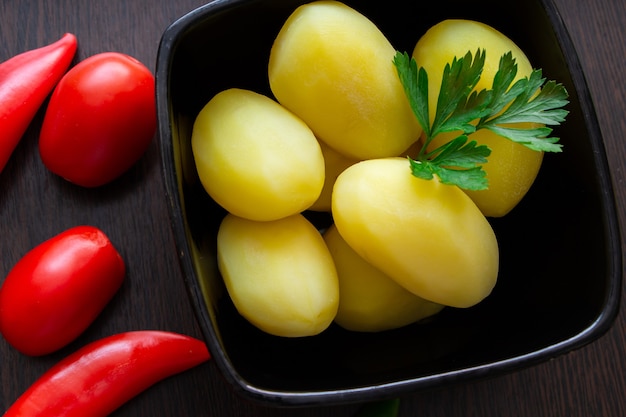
[393,49,569,191]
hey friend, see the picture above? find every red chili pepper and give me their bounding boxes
[3,331,211,416]
[0,33,77,173]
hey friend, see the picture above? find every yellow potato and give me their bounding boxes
[452,126,543,217]
[332,157,499,308]
[217,213,339,337]
[309,140,359,212]
[412,19,543,217]
[323,224,444,332]
[268,0,421,160]
[191,88,324,221]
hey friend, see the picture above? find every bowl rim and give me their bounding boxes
[155,0,623,407]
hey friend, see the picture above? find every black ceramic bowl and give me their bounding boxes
[156,0,622,407]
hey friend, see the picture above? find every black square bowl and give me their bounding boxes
[156,0,622,407]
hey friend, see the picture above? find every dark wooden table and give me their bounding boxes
[1,0,624,415]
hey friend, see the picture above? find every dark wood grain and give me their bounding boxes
[0,0,624,415]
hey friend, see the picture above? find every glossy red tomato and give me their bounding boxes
[0,225,126,356]
[39,52,156,187]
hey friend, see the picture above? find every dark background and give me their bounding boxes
[0,0,624,416]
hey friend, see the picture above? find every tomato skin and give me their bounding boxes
[39,52,156,187]
[0,225,126,356]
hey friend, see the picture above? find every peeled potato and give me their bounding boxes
[412,19,544,217]
[332,157,499,308]
[217,213,339,337]
[309,140,360,212]
[268,0,421,160]
[449,126,544,217]
[191,88,324,221]
[324,224,444,332]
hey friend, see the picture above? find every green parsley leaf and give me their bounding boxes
[475,52,569,152]
[393,48,569,191]
[431,49,491,139]
[393,52,431,138]
[409,135,491,190]
[428,135,492,169]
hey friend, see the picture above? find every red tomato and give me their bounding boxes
[0,225,126,356]
[38,52,156,187]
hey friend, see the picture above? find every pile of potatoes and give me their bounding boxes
[191,1,544,337]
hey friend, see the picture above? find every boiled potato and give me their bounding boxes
[448,126,543,217]
[268,0,421,160]
[332,157,499,308]
[191,88,324,221]
[309,140,359,212]
[217,213,339,337]
[412,19,543,217]
[324,224,444,332]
